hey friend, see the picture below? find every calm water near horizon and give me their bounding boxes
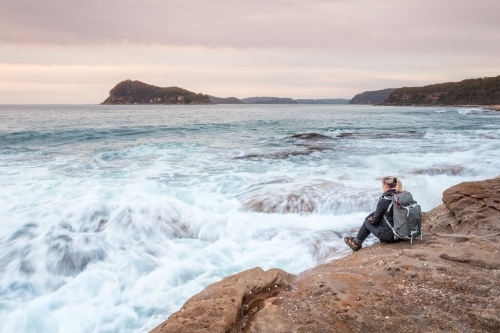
[1,104,500,333]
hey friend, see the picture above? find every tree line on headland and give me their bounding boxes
[101,75,500,106]
[101,80,212,105]
[380,75,500,106]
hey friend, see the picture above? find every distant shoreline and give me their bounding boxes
[486,105,500,111]
[377,104,500,111]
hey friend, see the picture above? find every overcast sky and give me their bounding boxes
[1,0,499,103]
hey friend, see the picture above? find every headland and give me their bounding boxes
[101,80,213,105]
[380,75,500,107]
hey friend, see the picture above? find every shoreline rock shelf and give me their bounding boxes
[151,177,500,333]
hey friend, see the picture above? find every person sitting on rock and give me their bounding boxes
[344,176,402,251]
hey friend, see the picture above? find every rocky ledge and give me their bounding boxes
[151,177,500,333]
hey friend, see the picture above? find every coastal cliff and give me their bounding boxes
[381,75,500,106]
[151,177,500,333]
[101,80,212,105]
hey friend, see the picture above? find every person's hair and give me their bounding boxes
[382,176,403,193]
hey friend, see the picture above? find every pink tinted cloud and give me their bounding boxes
[1,0,499,55]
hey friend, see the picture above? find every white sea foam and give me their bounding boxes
[1,104,499,332]
[434,107,485,114]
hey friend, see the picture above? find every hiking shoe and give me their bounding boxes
[344,236,362,252]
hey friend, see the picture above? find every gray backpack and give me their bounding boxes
[383,191,423,243]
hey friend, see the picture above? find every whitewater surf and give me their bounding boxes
[1,104,499,333]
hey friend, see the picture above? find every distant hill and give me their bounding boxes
[209,96,242,104]
[101,80,212,105]
[241,97,298,104]
[240,97,349,104]
[296,99,350,104]
[381,75,500,106]
[348,88,398,105]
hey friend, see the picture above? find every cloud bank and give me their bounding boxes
[2,0,499,53]
[0,0,499,103]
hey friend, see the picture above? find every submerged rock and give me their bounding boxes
[234,146,329,161]
[237,179,374,214]
[237,179,340,214]
[286,133,334,141]
[412,165,465,176]
[235,133,335,161]
[336,130,423,139]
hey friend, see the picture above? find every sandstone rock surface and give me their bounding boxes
[150,268,292,333]
[151,177,500,333]
[441,176,500,235]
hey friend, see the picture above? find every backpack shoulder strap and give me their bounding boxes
[381,194,394,212]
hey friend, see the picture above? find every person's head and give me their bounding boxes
[382,176,402,193]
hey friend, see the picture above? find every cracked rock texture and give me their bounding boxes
[150,268,292,333]
[151,177,500,333]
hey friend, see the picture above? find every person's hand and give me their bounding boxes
[368,216,373,221]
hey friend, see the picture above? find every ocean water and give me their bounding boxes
[1,104,499,333]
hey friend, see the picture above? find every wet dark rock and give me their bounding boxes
[336,130,423,139]
[237,180,341,214]
[234,146,330,160]
[46,233,106,276]
[286,133,334,141]
[412,166,465,176]
[8,223,38,241]
[79,206,110,232]
[235,133,336,161]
